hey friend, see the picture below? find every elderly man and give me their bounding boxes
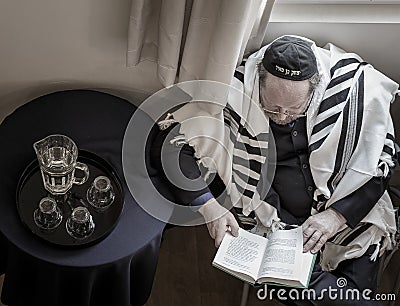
[151,35,398,305]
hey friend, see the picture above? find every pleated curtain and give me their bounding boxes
[127,0,275,87]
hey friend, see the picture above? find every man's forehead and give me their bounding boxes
[262,74,310,96]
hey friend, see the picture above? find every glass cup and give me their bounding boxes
[66,206,95,239]
[33,134,90,195]
[87,176,115,211]
[33,197,63,230]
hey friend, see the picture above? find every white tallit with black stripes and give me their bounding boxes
[160,35,399,270]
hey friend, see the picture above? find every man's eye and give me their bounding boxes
[290,104,303,110]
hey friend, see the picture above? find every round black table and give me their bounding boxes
[0,90,167,306]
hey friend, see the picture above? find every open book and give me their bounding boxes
[212,227,316,288]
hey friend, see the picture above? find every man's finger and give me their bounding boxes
[228,216,240,237]
[302,217,312,229]
[311,235,327,254]
[302,225,314,242]
[214,226,227,248]
[207,223,216,239]
[303,231,322,253]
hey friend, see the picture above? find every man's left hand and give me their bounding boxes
[302,208,347,254]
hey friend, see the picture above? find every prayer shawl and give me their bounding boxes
[159,35,399,271]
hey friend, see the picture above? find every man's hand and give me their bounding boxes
[302,208,347,254]
[198,198,239,248]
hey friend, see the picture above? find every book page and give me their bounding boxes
[297,251,316,287]
[212,228,267,280]
[257,227,303,281]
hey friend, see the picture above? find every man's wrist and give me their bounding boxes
[328,207,347,226]
[198,198,218,215]
[188,192,214,212]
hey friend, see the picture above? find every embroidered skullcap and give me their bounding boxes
[262,36,317,81]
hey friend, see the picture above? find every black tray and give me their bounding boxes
[16,150,124,248]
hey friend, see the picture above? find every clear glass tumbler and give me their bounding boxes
[66,206,95,239]
[33,197,63,230]
[87,176,115,211]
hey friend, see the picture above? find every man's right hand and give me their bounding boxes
[198,198,239,248]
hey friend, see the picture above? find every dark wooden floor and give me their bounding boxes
[0,275,3,306]
[145,225,283,306]
[146,225,400,306]
[0,225,399,306]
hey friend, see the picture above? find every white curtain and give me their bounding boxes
[127,0,275,87]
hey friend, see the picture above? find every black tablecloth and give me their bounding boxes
[0,90,167,306]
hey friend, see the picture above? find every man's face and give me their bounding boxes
[260,73,311,125]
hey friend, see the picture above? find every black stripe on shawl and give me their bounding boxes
[330,58,360,77]
[225,106,269,157]
[234,70,245,83]
[224,114,233,129]
[325,68,364,199]
[223,108,239,144]
[224,117,234,131]
[311,113,341,135]
[351,71,364,155]
[325,70,364,196]
[326,102,350,196]
[386,133,395,142]
[310,67,363,152]
[225,104,269,142]
[309,135,328,152]
[312,194,328,211]
[318,88,349,115]
[238,125,259,141]
[235,128,268,156]
[326,69,357,90]
[232,167,258,188]
[234,181,254,199]
[229,128,237,145]
[225,106,241,126]
[383,145,394,156]
[223,116,238,144]
[339,223,373,246]
[224,117,231,127]
[233,154,262,174]
[240,142,262,156]
[378,163,387,173]
[233,135,267,162]
[223,107,233,126]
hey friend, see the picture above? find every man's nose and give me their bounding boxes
[277,108,288,121]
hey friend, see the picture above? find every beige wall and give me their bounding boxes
[1,1,399,127]
[0,0,163,122]
[266,3,400,139]
[267,4,400,83]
